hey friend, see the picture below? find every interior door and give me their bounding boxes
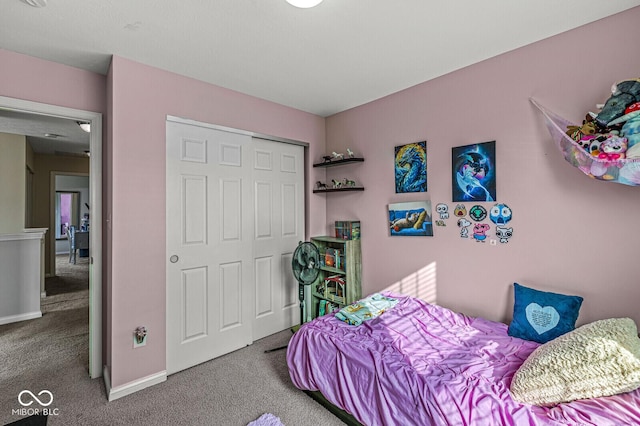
[166,121,254,375]
[252,139,304,340]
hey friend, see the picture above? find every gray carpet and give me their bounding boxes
[1,256,344,426]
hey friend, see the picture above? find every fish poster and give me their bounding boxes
[452,141,496,202]
[395,141,427,193]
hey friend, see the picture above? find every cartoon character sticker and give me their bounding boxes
[495,226,513,243]
[453,204,467,218]
[469,205,487,222]
[472,223,490,242]
[489,203,512,225]
[457,218,471,238]
[435,203,449,220]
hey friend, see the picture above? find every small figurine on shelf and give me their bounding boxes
[331,151,344,161]
[347,148,355,158]
[343,178,356,187]
[315,181,328,190]
[332,179,343,189]
[322,155,332,163]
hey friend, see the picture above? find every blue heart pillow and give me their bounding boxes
[508,283,583,343]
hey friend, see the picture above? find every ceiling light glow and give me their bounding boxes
[286,0,323,8]
[77,121,91,133]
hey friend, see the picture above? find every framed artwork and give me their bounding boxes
[388,201,433,237]
[452,141,496,202]
[395,141,427,193]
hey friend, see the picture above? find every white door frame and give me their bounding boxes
[166,116,309,148]
[0,95,103,379]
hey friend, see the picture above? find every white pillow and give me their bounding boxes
[510,317,640,406]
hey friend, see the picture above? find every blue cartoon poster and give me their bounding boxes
[452,141,496,202]
[395,141,427,193]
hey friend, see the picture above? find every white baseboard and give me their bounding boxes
[0,311,42,325]
[103,367,166,402]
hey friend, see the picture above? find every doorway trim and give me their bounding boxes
[0,95,103,379]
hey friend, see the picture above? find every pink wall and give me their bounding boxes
[325,7,640,327]
[108,56,326,387]
[0,47,108,363]
[0,49,106,113]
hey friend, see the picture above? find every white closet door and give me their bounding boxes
[166,120,305,375]
[166,121,253,375]
[252,139,304,340]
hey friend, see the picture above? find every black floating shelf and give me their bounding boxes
[313,187,365,193]
[313,157,365,168]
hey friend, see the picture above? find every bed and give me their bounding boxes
[287,292,640,426]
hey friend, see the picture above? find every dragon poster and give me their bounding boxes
[395,141,427,193]
[452,141,496,202]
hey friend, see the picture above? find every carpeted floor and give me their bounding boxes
[0,256,344,426]
[42,255,89,313]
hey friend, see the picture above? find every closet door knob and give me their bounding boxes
[169,255,179,263]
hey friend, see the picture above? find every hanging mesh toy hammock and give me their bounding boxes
[531,98,640,186]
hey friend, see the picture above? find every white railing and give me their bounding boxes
[0,229,47,325]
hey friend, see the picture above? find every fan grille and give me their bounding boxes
[292,242,320,285]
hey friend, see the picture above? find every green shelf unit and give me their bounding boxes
[310,236,362,320]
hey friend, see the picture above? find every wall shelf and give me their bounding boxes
[313,157,364,168]
[313,187,364,194]
[314,156,365,193]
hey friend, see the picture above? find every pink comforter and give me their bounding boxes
[287,294,640,425]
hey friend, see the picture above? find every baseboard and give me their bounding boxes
[103,367,167,402]
[0,311,42,326]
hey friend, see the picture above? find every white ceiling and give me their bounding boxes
[0,108,90,156]
[1,0,640,153]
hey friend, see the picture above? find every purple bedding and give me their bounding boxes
[287,294,640,426]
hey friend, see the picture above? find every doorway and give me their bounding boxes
[0,95,103,379]
[51,174,90,270]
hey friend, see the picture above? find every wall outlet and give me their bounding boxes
[133,334,147,348]
[133,326,147,348]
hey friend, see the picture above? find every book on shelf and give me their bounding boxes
[318,300,340,317]
[335,220,361,240]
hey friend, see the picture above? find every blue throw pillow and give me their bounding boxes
[507,283,583,344]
